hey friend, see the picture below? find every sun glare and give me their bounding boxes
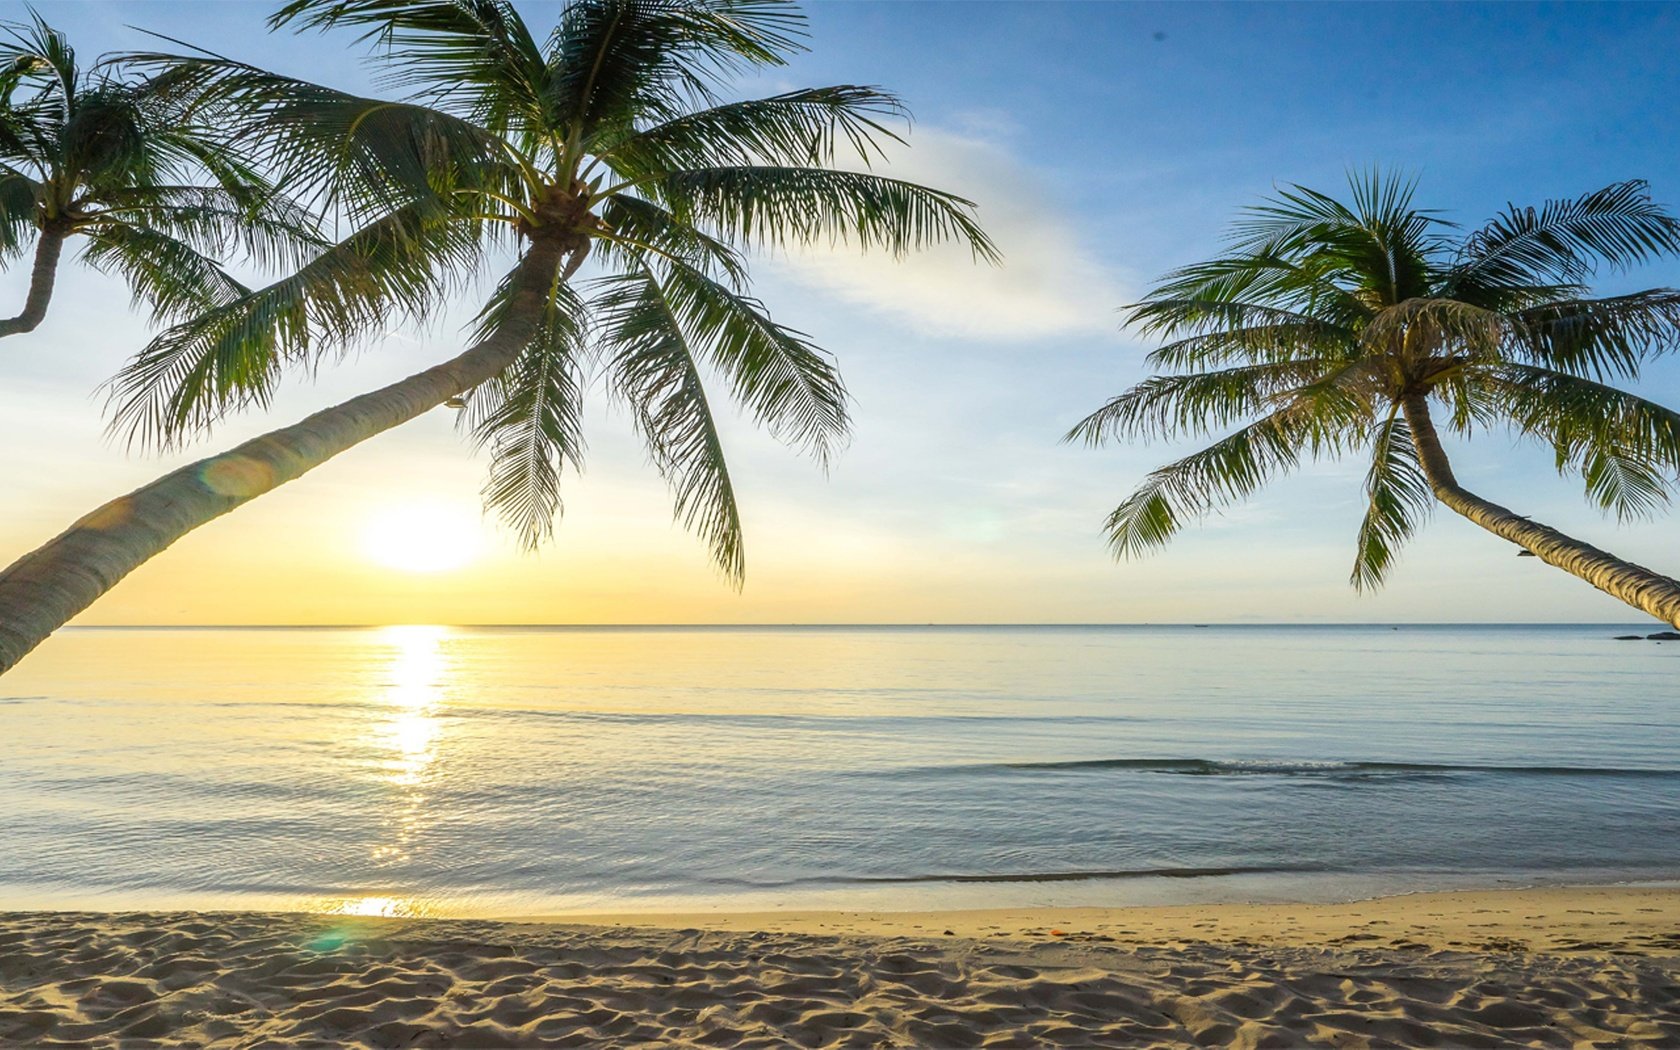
[362,503,484,573]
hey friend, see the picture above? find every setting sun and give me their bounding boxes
[361,503,485,574]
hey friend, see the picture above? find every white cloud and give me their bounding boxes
[774,128,1128,341]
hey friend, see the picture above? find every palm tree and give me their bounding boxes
[0,0,993,673]
[1070,174,1680,626]
[0,15,312,338]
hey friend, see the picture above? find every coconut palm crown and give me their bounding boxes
[0,15,314,338]
[1070,173,1680,626]
[0,0,993,674]
[110,0,993,575]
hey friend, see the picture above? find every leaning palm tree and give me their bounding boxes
[0,15,312,338]
[1071,174,1680,626]
[0,0,993,673]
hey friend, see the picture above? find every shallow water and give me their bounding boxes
[2,624,1677,917]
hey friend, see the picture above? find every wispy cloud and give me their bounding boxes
[775,128,1129,341]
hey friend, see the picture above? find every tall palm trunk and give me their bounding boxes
[1402,394,1680,627]
[0,226,68,337]
[0,235,569,673]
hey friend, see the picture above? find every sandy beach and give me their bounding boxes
[2,885,1677,1047]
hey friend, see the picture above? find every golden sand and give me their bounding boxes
[2,885,1677,1047]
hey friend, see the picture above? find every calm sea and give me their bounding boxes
[2,624,1677,918]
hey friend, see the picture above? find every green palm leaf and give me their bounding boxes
[1350,412,1432,591]
[1506,289,1680,381]
[78,224,249,325]
[271,0,550,135]
[125,51,517,220]
[1489,363,1680,522]
[0,169,36,258]
[1066,360,1348,446]
[639,254,847,462]
[649,165,996,260]
[596,86,905,174]
[107,202,482,446]
[596,267,744,580]
[596,193,746,284]
[94,184,325,269]
[1102,383,1367,558]
[546,0,806,135]
[1451,180,1680,293]
[1136,253,1374,334]
[465,276,590,548]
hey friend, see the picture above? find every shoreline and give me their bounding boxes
[514,882,1680,953]
[5,884,1678,1046]
[13,866,1680,924]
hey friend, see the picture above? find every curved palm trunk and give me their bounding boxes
[1402,394,1680,627]
[0,236,570,674]
[0,227,69,337]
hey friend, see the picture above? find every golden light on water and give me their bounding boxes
[361,502,483,573]
[304,628,457,923]
[365,626,451,891]
[311,895,436,919]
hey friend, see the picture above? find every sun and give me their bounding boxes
[361,502,485,574]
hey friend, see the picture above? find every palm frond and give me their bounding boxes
[1506,289,1680,381]
[270,0,550,135]
[1360,297,1509,371]
[1450,181,1680,293]
[0,13,77,107]
[1131,299,1356,368]
[1228,181,1365,252]
[595,267,744,580]
[547,0,807,135]
[1432,371,1505,437]
[1579,447,1671,522]
[1101,383,1368,558]
[106,202,482,447]
[1350,411,1433,591]
[1226,172,1447,306]
[635,254,848,462]
[78,224,249,325]
[257,85,518,220]
[1486,363,1680,522]
[0,98,54,172]
[1136,253,1374,333]
[596,193,746,285]
[0,168,37,259]
[1066,360,1345,446]
[647,165,996,260]
[595,86,905,173]
[464,275,589,548]
[92,184,326,270]
[121,51,516,221]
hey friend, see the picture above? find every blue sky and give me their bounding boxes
[2,0,1678,625]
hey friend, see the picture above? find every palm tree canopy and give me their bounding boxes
[112,0,996,580]
[1070,173,1680,590]
[0,14,317,331]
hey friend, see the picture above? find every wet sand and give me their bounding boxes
[2,885,1677,1047]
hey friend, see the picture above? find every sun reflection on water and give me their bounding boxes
[312,894,436,919]
[367,625,450,871]
[380,625,446,785]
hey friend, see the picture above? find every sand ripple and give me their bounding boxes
[1,910,1678,1047]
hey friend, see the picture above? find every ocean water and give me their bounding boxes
[1,624,1677,918]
